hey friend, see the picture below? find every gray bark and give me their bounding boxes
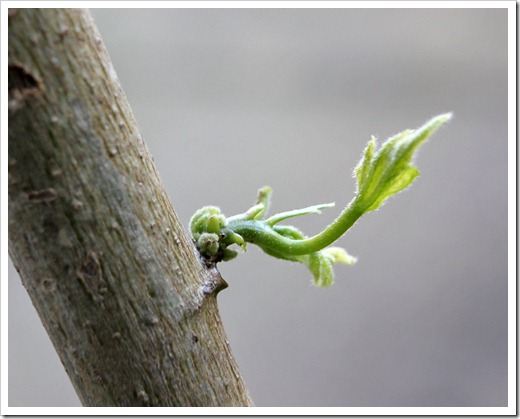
[8,8,253,407]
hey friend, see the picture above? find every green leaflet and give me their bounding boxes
[354,136,376,188]
[265,203,335,226]
[189,114,451,286]
[355,114,451,213]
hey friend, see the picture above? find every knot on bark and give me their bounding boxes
[8,63,43,112]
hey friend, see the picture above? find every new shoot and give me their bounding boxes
[190,114,451,286]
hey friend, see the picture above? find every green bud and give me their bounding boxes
[222,249,239,261]
[189,206,222,240]
[197,233,220,257]
[207,214,226,234]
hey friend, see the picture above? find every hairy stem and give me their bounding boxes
[229,198,364,256]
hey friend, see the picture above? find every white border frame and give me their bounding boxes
[2,1,516,415]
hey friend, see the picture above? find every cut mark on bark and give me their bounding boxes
[41,278,57,293]
[8,63,43,112]
[26,188,57,204]
[77,251,106,301]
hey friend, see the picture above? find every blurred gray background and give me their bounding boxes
[9,7,508,407]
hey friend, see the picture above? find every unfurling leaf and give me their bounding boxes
[354,113,451,213]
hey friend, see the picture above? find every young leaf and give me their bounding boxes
[355,113,451,213]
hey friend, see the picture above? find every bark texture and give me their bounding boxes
[8,8,253,407]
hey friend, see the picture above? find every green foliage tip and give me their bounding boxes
[189,113,451,287]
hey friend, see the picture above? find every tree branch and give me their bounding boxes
[8,8,253,407]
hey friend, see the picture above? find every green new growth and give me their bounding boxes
[190,114,451,287]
